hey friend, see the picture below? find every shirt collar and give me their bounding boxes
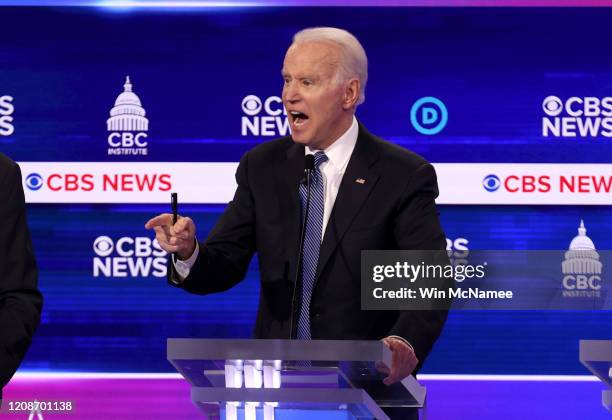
[305,115,358,175]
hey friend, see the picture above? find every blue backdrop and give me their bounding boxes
[1,6,610,374]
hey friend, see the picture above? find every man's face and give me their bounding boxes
[282,41,350,150]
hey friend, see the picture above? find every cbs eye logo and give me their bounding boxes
[241,95,263,116]
[25,173,44,191]
[482,174,501,192]
[542,96,563,117]
[93,236,114,257]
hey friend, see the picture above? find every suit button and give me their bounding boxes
[313,313,321,321]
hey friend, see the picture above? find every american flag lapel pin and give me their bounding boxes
[355,178,366,185]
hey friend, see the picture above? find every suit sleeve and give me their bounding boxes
[0,162,43,389]
[388,162,449,370]
[169,152,256,294]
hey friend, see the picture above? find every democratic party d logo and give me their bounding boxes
[410,97,448,135]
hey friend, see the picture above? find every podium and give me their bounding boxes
[167,339,426,420]
[579,340,612,412]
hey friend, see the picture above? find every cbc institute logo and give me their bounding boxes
[93,235,167,278]
[107,76,149,155]
[561,220,603,298]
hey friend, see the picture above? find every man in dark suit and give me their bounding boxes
[146,27,448,384]
[0,153,43,398]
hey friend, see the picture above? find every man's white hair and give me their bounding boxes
[292,27,368,105]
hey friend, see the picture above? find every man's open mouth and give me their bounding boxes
[290,111,309,126]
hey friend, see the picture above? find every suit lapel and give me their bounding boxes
[315,124,380,281]
[279,140,305,283]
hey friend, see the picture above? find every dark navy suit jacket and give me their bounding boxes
[170,124,448,370]
[0,153,42,396]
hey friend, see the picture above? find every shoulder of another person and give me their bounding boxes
[0,152,15,169]
[0,153,19,184]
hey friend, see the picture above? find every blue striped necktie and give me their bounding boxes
[296,151,328,340]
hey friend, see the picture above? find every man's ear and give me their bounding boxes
[343,78,360,109]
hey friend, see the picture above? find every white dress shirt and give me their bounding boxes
[305,115,358,240]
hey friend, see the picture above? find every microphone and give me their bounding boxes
[290,154,315,339]
[300,154,314,184]
[304,153,314,171]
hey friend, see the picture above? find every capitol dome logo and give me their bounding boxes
[107,76,149,156]
[561,220,602,298]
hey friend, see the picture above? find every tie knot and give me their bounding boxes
[313,151,328,169]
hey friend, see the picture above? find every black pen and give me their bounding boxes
[171,192,178,225]
[171,192,178,261]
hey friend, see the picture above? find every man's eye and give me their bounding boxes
[302,80,313,86]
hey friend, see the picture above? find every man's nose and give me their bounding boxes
[283,82,300,103]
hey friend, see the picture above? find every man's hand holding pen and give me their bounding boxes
[145,213,196,260]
